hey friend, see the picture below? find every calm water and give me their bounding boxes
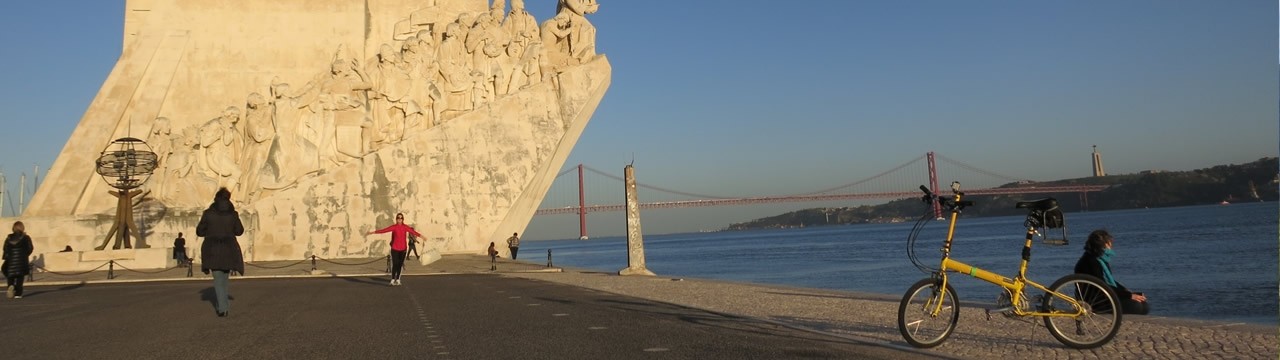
[524,202,1278,325]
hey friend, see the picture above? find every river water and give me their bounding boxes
[522,202,1278,325]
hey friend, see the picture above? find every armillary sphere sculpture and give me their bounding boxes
[93,137,158,250]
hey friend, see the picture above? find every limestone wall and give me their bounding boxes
[11,0,610,269]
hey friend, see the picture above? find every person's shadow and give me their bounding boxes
[198,287,234,311]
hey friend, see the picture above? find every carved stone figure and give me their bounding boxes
[439,22,474,119]
[466,12,509,99]
[556,0,599,64]
[540,12,573,72]
[198,106,245,192]
[261,81,317,190]
[367,44,414,145]
[162,126,215,203]
[503,0,540,45]
[295,52,374,165]
[506,39,543,93]
[148,117,177,202]
[239,92,274,198]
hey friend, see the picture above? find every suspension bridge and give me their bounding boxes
[536,152,1108,238]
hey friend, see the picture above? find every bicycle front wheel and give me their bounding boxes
[898,278,959,348]
[1042,274,1122,349]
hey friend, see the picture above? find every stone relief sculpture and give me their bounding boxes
[151,0,605,206]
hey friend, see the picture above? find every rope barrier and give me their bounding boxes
[315,256,389,266]
[112,262,183,274]
[32,261,112,276]
[244,259,309,269]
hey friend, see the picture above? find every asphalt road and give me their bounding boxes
[1,274,926,359]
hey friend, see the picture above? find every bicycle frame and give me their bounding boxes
[927,192,1086,319]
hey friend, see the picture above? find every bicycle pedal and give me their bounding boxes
[985,306,1013,321]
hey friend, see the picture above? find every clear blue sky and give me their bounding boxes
[0,1,1276,239]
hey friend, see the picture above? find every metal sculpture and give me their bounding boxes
[94,137,158,250]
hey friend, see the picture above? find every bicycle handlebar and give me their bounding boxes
[918,185,973,210]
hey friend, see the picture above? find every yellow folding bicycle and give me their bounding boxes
[897,182,1121,349]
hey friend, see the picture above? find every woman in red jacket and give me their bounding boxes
[368,213,422,286]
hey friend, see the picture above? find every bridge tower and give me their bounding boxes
[927,152,941,218]
[578,164,589,240]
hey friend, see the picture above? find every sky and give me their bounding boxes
[0,1,1276,240]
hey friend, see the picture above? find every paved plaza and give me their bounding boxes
[2,255,1274,359]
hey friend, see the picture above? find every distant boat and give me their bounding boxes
[579,235,589,240]
[1219,200,1230,205]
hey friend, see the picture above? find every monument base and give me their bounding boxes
[40,248,176,273]
[618,267,655,276]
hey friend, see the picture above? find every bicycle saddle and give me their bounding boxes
[1015,198,1058,211]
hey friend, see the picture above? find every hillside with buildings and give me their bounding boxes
[725,157,1278,230]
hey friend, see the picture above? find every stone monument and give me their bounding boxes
[11,0,610,271]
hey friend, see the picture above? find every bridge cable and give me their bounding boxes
[581,165,734,200]
[790,154,926,196]
[933,153,1024,183]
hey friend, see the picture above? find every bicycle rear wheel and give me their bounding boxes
[1042,274,1122,349]
[898,278,959,348]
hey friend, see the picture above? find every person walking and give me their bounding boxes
[506,232,520,260]
[1075,229,1150,315]
[406,231,420,261]
[197,188,245,317]
[3,221,34,299]
[368,213,422,286]
[173,232,189,267]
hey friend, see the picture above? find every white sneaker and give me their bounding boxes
[12,296,19,299]
[389,279,396,286]
[394,279,402,286]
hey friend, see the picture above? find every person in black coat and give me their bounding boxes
[196,188,245,317]
[3,221,34,299]
[173,232,189,267]
[1074,229,1149,315]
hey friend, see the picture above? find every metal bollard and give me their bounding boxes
[385,255,391,274]
[107,260,115,280]
[27,264,35,282]
[490,254,497,271]
[546,249,553,268]
[310,255,317,273]
[186,259,194,278]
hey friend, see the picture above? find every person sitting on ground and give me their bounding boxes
[1074,229,1149,315]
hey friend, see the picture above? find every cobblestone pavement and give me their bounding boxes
[21,255,1277,359]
